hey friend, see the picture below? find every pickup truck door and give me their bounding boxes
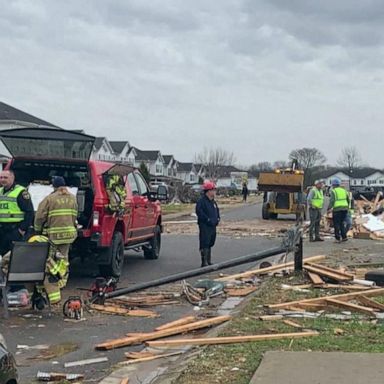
[134,172,155,237]
[127,172,144,240]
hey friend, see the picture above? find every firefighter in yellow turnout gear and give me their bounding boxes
[34,176,78,304]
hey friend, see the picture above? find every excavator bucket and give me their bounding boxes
[258,172,304,193]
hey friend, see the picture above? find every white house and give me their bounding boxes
[110,141,136,165]
[321,168,384,189]
[177,162,198,184]
[215,166,248,189]
[163,155,178,178]
[91,137,115,161]
[134,149,165,176]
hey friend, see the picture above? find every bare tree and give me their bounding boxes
[289,147,326,186]
[273,160,289,169]
[337,146,362,170]
[195,147,236,180]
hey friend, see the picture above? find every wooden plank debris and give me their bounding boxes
[146,331,319,347]
[89,304,158,318]
[304,265,352,282]
[307,272,325,285]
[215,255,326,281]
[121,351,183,365]
[267,287,384,309]
[356,296,384,311]
[64,356,108,368]
[120,379,129,384]
[95,315,231,350]
[307,263,354,279]
[325,298,376,316]
[155,316,196,331]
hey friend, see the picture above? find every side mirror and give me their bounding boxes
[157,185,168,201]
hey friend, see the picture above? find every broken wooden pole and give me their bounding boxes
[155,316,196,332]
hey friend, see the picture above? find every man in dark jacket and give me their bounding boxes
[196,180,220,267]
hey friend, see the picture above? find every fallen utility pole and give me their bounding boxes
[94,225,303,304]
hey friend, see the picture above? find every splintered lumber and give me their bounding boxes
[225,286,258,296]
[260,315,283,321]
[146,331,319,347]
[155,316,196,331]
[325,298,376,316]
[125,351,155,359]
[267,287,384,309]
[120,379,129,384]
[64,356,108,368]
[306,263,354,279]
[122,351,182,365]
[95,315,231,350]
[355,296,384,311]
[216,255,326,281]
[321,284,371,291]
[90,304,158,318]
[307,272,325,285]
[283,319,303,328]
[304,265,352,282]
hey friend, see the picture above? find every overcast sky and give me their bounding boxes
[1,0,384,167]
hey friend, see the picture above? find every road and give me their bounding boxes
[1,201,284,384]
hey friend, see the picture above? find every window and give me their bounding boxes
[190,173,195,183]
[135,173,149,196]
[361,180,364,185]
[127,173,139,196]
[353,180,357,185]
[156,164,163,174]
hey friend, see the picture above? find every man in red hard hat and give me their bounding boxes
[195,180,220,267]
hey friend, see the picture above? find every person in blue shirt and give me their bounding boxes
[195,180,220,267]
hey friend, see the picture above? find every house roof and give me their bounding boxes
[0,101,58,128]
[109,141,129,154]
[163,155,175,165]
[94,137,107,150]
[216,165,243,177]
[318,167,383,179]
[135,148,162,161]
[177,162,195,172]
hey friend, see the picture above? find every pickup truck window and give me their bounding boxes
[127,173,139,196]
[135,173,149,196]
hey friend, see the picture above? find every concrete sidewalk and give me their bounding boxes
[250,351,384,384]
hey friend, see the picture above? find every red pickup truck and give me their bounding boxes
[0,127,167,277]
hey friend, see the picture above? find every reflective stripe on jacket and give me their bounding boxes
[0,185,25,223]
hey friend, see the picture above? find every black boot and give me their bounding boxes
[200,249,209,267]
[207,248,213,265]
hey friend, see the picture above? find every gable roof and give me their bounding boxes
[318,167,382,179]
[0,101,58,128]
[216,165,243,178]
[163,155,175,166]
[109,141,130,154]
[135,148,162,161]
[94,137,107,150]
[177,162,195,172]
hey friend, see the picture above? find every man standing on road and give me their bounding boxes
[328,178,350,243]
[307,180,324,242]
[34,176,78,303]
[242,183,249,203]
[0,170,34,255]
[196,180,220,267]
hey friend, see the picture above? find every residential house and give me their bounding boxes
[134,149,165,176]
[177,162,198,184]
[321,168,384,188]
[215,166,248,190]
[91,137,115,161]
[163,155,178,178]
[0,101,58,129]
[110,141,136,165]
[194,163,205,182]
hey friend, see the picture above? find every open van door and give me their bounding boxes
[0,127,95,161]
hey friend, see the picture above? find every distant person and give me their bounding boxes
[242,183,249,202]
[195,180,220,267]
[307,180,324,242]
[327,178,350,243]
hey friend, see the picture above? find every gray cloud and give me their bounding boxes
[0,0,384,167]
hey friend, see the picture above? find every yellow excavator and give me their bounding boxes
[258,161,305,220]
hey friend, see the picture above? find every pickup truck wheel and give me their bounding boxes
[99,232,124,278]
[262,203,270,220]
[144,225,161,260]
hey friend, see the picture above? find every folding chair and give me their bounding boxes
[1,241,50,318]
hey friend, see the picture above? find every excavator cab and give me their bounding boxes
[258,161,305,220]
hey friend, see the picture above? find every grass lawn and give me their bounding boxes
[162,203,194,215]
[176,275,384,384]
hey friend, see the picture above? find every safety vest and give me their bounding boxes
[311,188,324,209]
[332,187,349,210]
[0,185,25,223]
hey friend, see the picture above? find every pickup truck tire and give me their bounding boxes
[144,225,161,260]
[270,213,278,219]
[99,231,125,278]
[262,203,270,220]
